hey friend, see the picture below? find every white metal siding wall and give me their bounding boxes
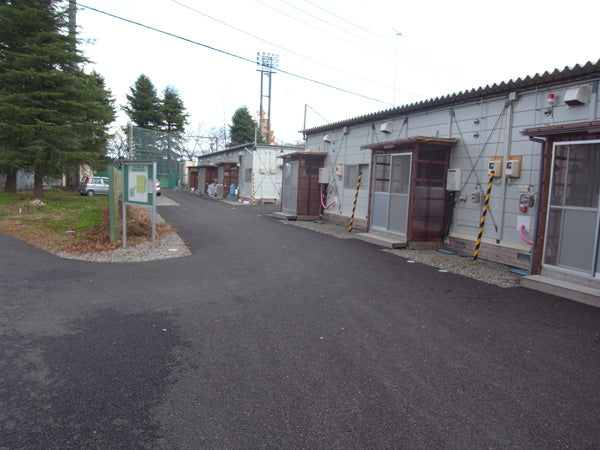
[308,78,600,249]
[253,149,282,200]
[307,130,372,219]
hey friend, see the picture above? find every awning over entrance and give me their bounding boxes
[522,120,600,137]
[361,136,459,151]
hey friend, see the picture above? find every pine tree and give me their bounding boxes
[0,0,115,195]
[123,74,164,129]
[161,86,188,133]
[229,106,265,146]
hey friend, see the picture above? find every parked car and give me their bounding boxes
[79,176,109,196]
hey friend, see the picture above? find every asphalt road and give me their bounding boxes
[1,189,599,449]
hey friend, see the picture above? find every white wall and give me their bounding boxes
[307,78,600,250]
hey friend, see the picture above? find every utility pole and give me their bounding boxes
[257,52,279,143]
[393,29,402,106]
[69,0,77,39]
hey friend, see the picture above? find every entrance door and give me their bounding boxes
[282,161,298,214]
[371,153,411,236]
[544,141,600,276]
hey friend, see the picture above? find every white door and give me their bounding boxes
[544,141,600,276]
[371,153,411,236]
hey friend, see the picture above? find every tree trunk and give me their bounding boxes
[4,168,17,193]
[34,171,44,197]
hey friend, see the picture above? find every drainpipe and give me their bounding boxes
[589,81,598,121]
[497,98,514,243]
[528,136,547,275]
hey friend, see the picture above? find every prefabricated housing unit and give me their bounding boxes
[192,143,302,202]
[302,60,600,287]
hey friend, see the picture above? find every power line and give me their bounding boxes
[77,2,392,105]
[169,0,395,92]
[301,0,394,46]
[252,0,451,94]
[296,0,465,78]
[257,0,396,63]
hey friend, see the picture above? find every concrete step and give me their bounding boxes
[354,232,407,249]
[272,211,297,220]
[521,275,600,308]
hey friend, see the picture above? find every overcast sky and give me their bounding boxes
[76,0,599,145]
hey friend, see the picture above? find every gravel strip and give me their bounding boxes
[54,231,191,263]
[283,219,521,288]
[55,196,191,263]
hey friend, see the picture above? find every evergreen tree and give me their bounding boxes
[0,0,115,195]
[123,74,164,129]
[161,86,188,133]
[229,106,265,146]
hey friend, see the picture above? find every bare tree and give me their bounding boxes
[179,124,226,161]
[106,126,131,160]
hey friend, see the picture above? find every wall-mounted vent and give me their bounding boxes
[564,85,589,106]
[380,121,393,134]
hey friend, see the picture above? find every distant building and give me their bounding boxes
[192,143,302,203]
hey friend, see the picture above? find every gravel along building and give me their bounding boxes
[301,60,600,303]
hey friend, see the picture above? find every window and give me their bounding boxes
[344,164,369,188]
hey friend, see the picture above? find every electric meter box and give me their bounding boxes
[488,160,502,177]
[446,169,461,191]
[318,167,330,184]
[336,164,344,177]
[505,160,521,178]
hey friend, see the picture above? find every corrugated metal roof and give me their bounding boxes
[304,59,600,135]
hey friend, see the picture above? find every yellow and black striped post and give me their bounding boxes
[473,171,494,264]
[252,174,256,206]
[348,172,362,232]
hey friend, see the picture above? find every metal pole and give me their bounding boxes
[252,173,256,206]
[108,166,116,243]
[473,171,495,264]
[267,71,272,141]
[348,172,362,232]
[151,162,156,252]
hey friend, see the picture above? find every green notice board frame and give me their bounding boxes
[124,161,155,205]
[122,161,157,250]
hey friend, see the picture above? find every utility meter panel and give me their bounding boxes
[505,159,521,178]
[488,159,502,178]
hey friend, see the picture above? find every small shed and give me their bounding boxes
[280,152,327,220]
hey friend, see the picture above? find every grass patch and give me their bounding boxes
[0,189,116,253]
[0,189,173,255]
